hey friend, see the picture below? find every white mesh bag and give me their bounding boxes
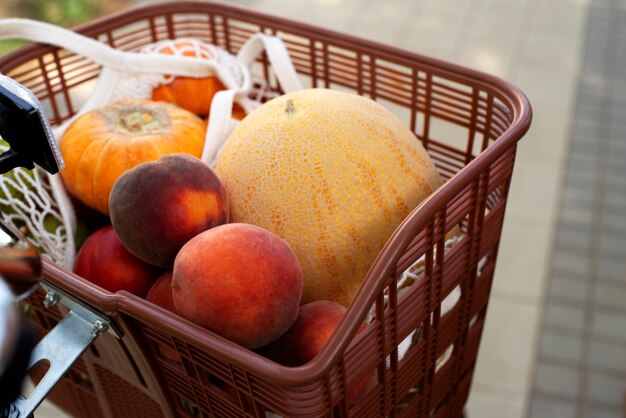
[0,18,303,269]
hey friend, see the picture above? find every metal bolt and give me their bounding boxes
[42,291,60,308]
[91,319,109,337]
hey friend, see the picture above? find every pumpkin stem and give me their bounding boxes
[120,110,159,133]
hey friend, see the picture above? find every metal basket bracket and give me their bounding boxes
[4,282,117,418]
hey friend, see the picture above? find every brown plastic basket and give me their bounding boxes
[0,1,531,417]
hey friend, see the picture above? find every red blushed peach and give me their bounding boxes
[146,271,176,312]
[146,271,181,362]
[109,153,228,268]
[73,226,163,297]
[259,300,376,406]
[172,223,303,349]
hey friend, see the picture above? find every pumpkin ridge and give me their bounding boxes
[166,125,200,156]
[61,123,102,192]
[163,130,186,154]
[91,133,124,214]
[74,138,108,209]
[148,135,166,158]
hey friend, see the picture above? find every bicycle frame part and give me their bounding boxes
[3,282,118,418]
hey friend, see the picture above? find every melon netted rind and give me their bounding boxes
[214,88,443,306]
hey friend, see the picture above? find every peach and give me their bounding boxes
[109,153,228,268]
[172,223,303,349]
[260,300,376,406]
[146,271,181,362]
[146,271,176,313]
[73,226,163,297]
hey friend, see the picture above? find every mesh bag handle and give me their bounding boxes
[204,33,303,164]
[0,18,236,82]
[0,18,301,89]
[237,33,302,93]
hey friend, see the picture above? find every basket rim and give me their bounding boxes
[5,0,532,387]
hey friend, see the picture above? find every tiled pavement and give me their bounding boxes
[5,0,614,417]
[528,1,626,417]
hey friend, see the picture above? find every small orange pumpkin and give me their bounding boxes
[150,39,246,120]
[60,99,206,215]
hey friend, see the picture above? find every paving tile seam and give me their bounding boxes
[533,390,624,413]
[544,324,626,346]
[547,295,626,314]
[538,355,626,381]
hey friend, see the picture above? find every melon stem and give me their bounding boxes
[285,99,296,117]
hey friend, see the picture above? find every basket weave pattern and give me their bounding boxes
[0,2,530,417]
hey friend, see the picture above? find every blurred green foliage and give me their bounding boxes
[24,0,103,27]
[0,0,106,56]
[0,40,25,56]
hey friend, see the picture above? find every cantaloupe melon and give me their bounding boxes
[214,88,443,306]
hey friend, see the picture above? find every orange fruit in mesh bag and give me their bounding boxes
[149,38,246,119]
[214,88,444,306]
